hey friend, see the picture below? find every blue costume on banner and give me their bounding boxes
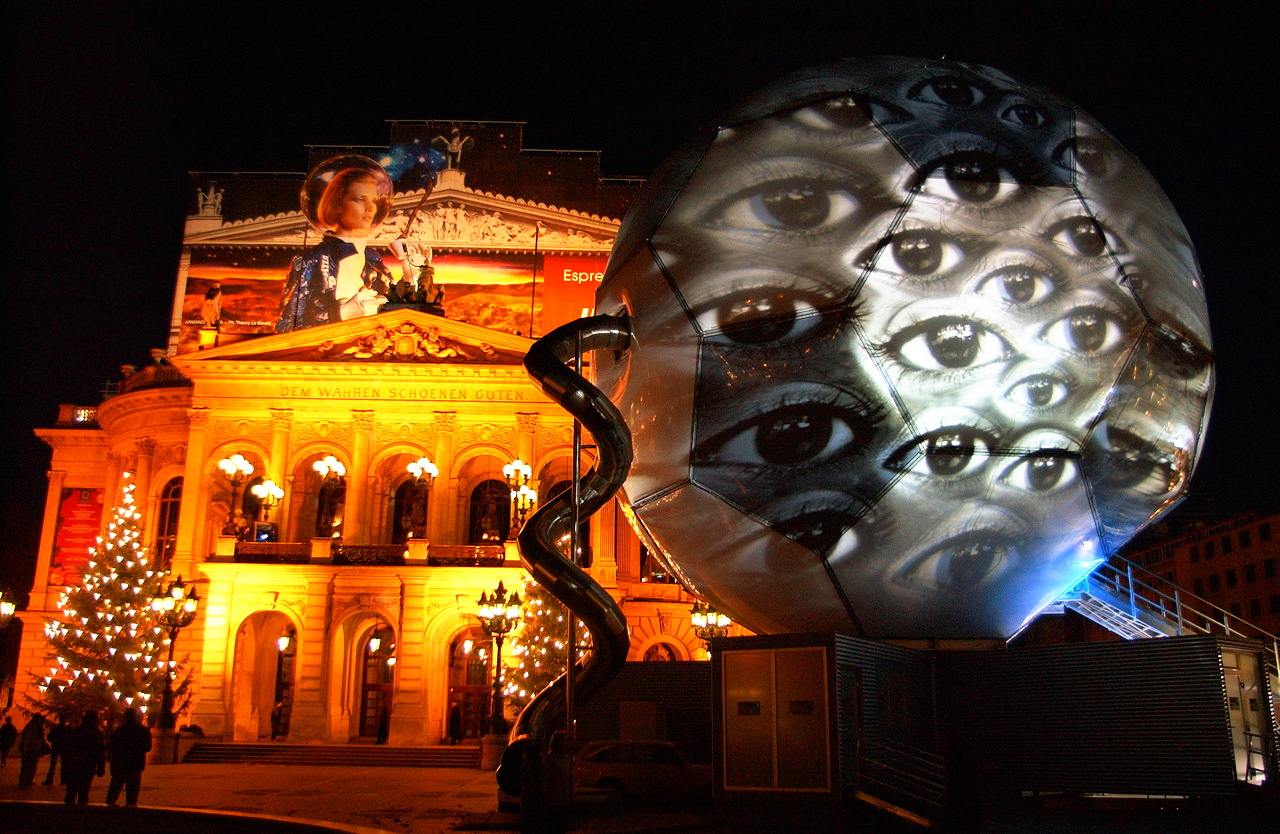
[276,235,391,333]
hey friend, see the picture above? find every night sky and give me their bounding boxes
[1,2,1272,600]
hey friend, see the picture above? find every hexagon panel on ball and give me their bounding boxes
[593,56,1213,640]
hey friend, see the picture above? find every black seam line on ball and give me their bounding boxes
[818,548,866,637]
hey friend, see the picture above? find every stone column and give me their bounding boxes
[389,574,429,744]
[30,470,68,610]
[104,452,123,513]
[431,412,457,543]
[348,410,374,544]
[173,407,211,578]
[287,576,335,741]
[515,412,538,464]
[134,437,157,533]
[188,570,233,739]
[269,409,293,533]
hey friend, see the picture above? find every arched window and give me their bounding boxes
[241,475,264,522]
[153,477,182,570]
[392,479,428,544]
[468,480,510,544]
[643,643,676,662]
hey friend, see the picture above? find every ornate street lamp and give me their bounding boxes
[217,454,255,535]
[250,479,284,522]
[476,581,522,735]
[313,456,347,538]
[503,459,534,537]
[0,589,16,629]
[405,457,438,539]
[512,485,537,531]
[690,600,732,650]
[151,576,199,730]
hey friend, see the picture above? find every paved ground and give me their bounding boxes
[2,760,1276,833]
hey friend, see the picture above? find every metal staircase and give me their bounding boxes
[1053,556,1279,663]
[1045,556,1280,789]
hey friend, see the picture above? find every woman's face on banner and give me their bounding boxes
[337,178,380,237]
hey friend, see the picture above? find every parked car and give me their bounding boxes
[574,740,712,800]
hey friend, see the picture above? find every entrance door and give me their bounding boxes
[359,626,395,738]
[1222,649,1268,784]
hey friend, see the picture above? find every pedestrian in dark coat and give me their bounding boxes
[106,707,152,806]
[60,710,105,805]
[16,714,47,786]
[43,717,67,784]
[0,716,16,767]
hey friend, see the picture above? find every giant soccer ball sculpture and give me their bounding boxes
[593,56,1213,639]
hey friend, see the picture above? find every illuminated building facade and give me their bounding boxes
[1126,510,1280,636]
[17,121,721,745]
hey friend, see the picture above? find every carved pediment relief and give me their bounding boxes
[185,173,618,252]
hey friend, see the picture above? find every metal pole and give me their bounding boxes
[159,628,178,730]
[490,633,508,734]
[566,329,583,754]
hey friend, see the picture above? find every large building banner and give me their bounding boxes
[49,487,104,586]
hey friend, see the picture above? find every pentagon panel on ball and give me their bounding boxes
[593,56,1213,640]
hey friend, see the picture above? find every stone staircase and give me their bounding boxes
[182,741,481,768]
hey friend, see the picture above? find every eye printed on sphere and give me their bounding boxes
[594,56,1213,639]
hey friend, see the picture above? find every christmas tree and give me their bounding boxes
[505,575,592,711]
[30,473,183,725]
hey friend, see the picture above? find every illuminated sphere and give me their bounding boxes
[594,57,1213,639]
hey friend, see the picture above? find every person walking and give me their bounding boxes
[60,710,105,805]
[105,707,152,807]
[16,714,46,786]
[43,716,67,785]
[0,716,16,767]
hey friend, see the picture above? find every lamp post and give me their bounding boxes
[313,456,347,538]
[0,589,15,630]
[690,600,732,651]
[218,454,255,535]
[250,479,283,522]
[476,581,522,735]
[405,457,438,539]
[151,576,199,730]
[502,459,534,537]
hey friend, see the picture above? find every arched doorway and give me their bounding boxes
[358,624,396,739]
[468,480,510,543]
[231,611,297,741]
[445,627,490,742]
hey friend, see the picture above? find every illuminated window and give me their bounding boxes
[153,477,182,569]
